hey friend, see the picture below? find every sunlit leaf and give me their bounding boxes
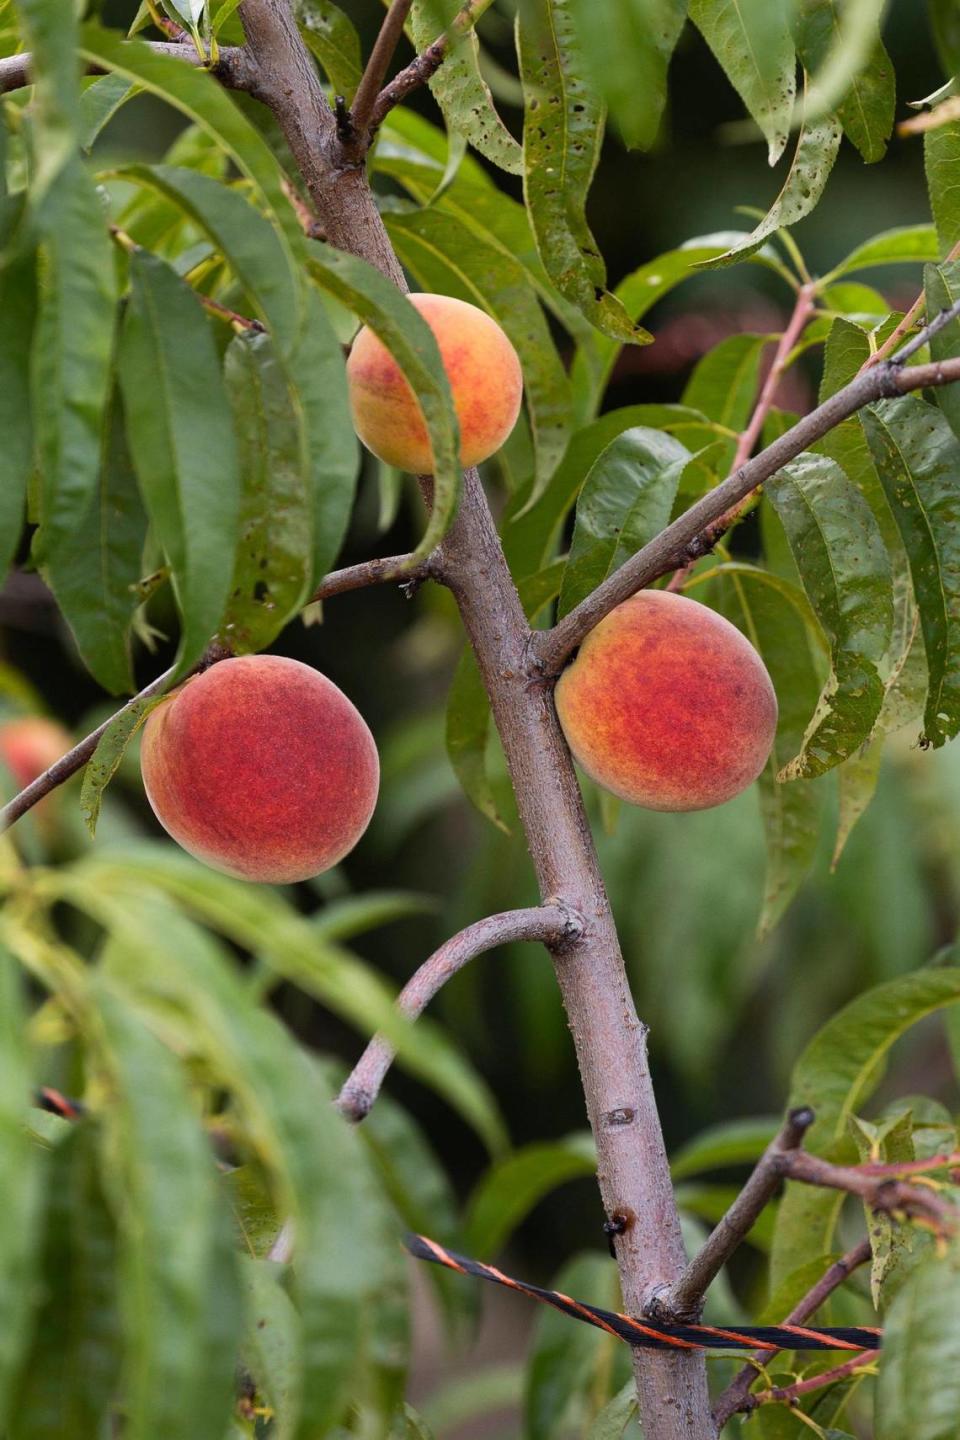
[826,225,939,280]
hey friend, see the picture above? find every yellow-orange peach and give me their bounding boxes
[346,293,523,472]
[0,716,73,788]
[555,591,778,812]
[140,655,379,883]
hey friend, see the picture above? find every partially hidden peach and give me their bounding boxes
[140,655,379,883]
[555,591,778,812]
[346,293,523,472]
[0,716,73,788]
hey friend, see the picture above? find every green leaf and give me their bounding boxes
[925,259,960,445]
[0,247,34,592]
[240,1257,301,1438]
[794,0,895,163]
[587,1383,638,1439]
[877,1240,960,1440]
[700,106,843,269]
[682,333,767,429]
[925,118,960,252]
[850,1109,915,1309]
[558,428,689,616]
[13,0,81,195]
[116,164,304,356]
[93,984,243,1440]
[31,161,118,568]
[409,0,521,174]
[294,0,363,98]
[827,225,940,280]
[421,1366,524,1436]
[312,891,438,944]
[446,646,509,834]
[464,1133,596,1257]
[306,244,461,561]
[669,1115,780,1180]
[720,564,824,936]
[832,739,883,868]
[221,331,313,652]
[44,387,149,696]
[525,1252,619,1440]
[569,0,686,150]
[390,1403,436,1439]
[118,248,240,675]
[765,453,892,779]
[386,205,571,495]
[11,1127,120,1440]
[0,946,43,1424]
[79,72,138,151]
[862,396,960,748]
[516,0,649,343]
[771,965,960,1288]
[80,692,167,837]
[80,23,303,255]
[688,0,796,165]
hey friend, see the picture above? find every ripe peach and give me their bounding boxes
[140,655,379,883]
[346,293,523,472]
[0,716,73,789]
[555,591,778,812]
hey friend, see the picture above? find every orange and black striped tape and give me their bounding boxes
[406,1234,882,1353]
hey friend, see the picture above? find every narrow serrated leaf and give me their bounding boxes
[924,117,960,252]
[516,0,649,342]
[80,692,166,837]
[794,0,894,162]
[766,453,892,779]
[689,0,796,165]
[118,249,240,674]
[878,1240,960,1440]
[682,332,767,428]
[465,1134,596,1257]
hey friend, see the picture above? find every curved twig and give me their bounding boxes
[335,902,583,1122]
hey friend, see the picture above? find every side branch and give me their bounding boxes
[366,0,496,135]
[0,42,253,96]
[536,303,960,675]
[660,1107,814,1321]
[0,554,432,833]
[346,0,414,145]
[335,901,584,1121]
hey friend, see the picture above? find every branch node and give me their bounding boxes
[334,95,355,144]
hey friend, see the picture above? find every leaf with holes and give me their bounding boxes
[793,0,894,162]
[689,0,796,165]
[80,692,168,837]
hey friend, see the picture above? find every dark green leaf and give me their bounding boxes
[221,331,313,652]
[306,244,461,561]
[294,0,363,98]
[80,691,167,837]
[45,387,148,696]
[409,0,521,174]
[682,333,766,429]
[0,248,34,591]
[925,259,960,444]
[558,428,689,616]
[516,0,649,342]
[766,453,892,779]
[93,984,243,1440]
[700,106,843,269]
[387,205,571,494]
[465,1133,596,1257]
[720,564,824,935]
[772,966,960,1288]
[446,646,509,833]
[79,73,138,150]
[794,0,895,163]
[669,1116,780,1180]
[569,0,686,150]
[862,396,960,747]
[925,118,960,252]
[930,0,960,75]
[13,0,80,193]
[689,0,796,165]
[525,1253,619,1440]
[877,1240,960,1440]
[116,164,303,356]
[118,248,240,674]
[240,1257,301,1439]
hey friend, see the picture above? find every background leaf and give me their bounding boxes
[569,0,686,150]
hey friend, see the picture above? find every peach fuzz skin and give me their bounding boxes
[140,655,379,884]
[555,591,778,813]
[346,293,523,473]
[0,717,73,789]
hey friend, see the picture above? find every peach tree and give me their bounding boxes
[2,2,960,1438]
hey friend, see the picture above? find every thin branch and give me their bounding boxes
[860,235,960,371]
[535,301,960,675]
[347,0,414,144]
[747,1349,876,1410]
[775,1148,959,1232]
[0,555,435,833]
[0,42,253,96]
[660,1107,815,1321]
[667,283,816,593]
[366,0,496,135]
[712,1239,872,1428]
[335,902,583,1121]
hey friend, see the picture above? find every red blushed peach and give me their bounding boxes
[555,591,778,812]
[140,655,379,883]
[346,293,523,472]
[0,717,73,789]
